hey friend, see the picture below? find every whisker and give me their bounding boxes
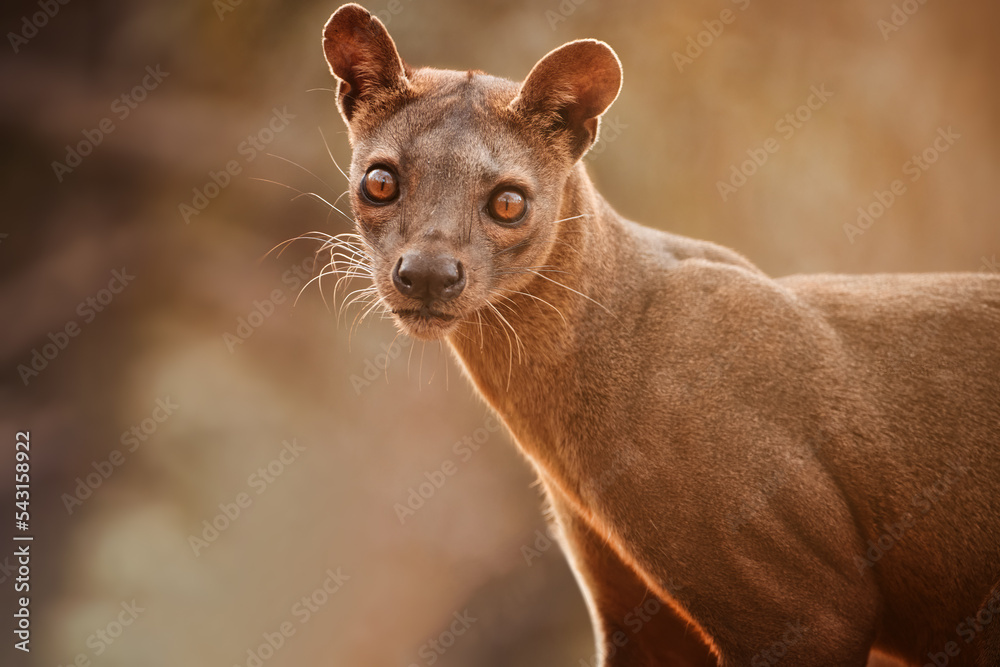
[419,339,427,387]
[525,269,618,321]
[484,300,525,390]
[495,287,568,326]
[332,189,351,212]
[264,152,339,195]
[550,213,591,225]
[386,330,405,384]
[443,340,450,391]
[407,334,416,380]
[484,302,515,389]
[495,237,533,258]
[494,265,573,277]
[250,177,353,224]
[349,297,381,345]
[318,126,351,184]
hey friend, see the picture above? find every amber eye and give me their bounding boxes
[487,188,527,224]
[361,167,398,203]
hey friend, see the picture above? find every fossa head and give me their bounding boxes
[322,3,621,340]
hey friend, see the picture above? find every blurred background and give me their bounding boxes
[0,0,997,665]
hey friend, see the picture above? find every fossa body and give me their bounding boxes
[319,5,1000,665]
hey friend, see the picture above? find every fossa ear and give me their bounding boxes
[322,3,411,124]
[511,39,622,161]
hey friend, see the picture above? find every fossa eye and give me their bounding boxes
[361,166,399,204]
[487,188,527,224]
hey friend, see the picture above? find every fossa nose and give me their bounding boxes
[392,250,466,304]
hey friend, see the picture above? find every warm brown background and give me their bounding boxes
[1,0,997,665]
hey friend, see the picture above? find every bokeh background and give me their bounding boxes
[1,0,998,665]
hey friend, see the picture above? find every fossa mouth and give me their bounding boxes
[392,307,457,323]
[390,306,461,340]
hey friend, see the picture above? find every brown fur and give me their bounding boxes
[321,5,1000,665]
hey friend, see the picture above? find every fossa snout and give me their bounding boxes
[391,250,466,305]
